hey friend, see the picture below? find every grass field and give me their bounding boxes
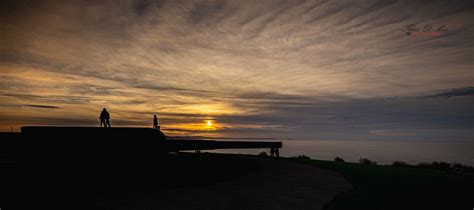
[291,157,474,210]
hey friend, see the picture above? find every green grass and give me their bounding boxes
[291,158,474,210]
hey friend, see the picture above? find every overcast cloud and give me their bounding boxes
[1,0,473,140]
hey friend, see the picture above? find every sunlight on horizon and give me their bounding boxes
[0,0,472,141]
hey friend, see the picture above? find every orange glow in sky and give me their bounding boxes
[1,1,473,141]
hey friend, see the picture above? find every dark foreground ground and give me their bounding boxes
[294,158,474,210]
[0,151,350,210]
[1,132,473,210]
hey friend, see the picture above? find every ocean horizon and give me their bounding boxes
[212,139,474,166]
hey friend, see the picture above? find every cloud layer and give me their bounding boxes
[1,0,473,140]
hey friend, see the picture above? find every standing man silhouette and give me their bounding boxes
[153,114,160,130]
[100,108,111,128]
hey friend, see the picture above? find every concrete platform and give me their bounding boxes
[16,126,282,157]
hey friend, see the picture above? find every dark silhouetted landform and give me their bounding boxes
[0,128,341,210]
[290,156,474,210]
[21,126,281,148]
[2,129,473,209]
[12,126,282,159]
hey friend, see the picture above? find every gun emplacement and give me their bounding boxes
[18,126,282,157]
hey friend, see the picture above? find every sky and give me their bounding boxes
[0,0,473,141]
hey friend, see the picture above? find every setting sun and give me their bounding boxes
[206,120,212,127]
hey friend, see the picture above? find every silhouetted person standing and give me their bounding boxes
[100,108,111,128]
[153,114,160,130]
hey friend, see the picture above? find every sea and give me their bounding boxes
[211,140,474,166]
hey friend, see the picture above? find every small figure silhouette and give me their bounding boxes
[275,148,280,158]
[270,147,275,157]
[153,114,160,130]
[99,108,111,128]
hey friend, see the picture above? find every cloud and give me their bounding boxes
[0,0,473,140]
[424,87,474,99]
[24,104,61,109]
